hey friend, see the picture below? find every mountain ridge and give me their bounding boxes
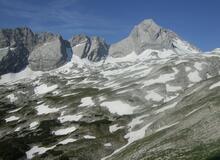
[0,19,204,75]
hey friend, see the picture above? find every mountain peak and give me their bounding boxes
[131,19,161,37]
[109,19,200,58]
[138,19,158,27]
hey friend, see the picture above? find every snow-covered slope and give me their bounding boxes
[1,50,220,160]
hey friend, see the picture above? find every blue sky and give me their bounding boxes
[0,0,219,51]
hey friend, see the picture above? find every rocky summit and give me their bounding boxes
[0,19,220,160]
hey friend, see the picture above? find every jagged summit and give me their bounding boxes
[0,19,201,75]
[69,34,109,62]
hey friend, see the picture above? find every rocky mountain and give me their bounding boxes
[0,27,34,75]
[109,19,200,58]
[0,28,68,74]
[69,34,109,62]
[0,19,220,160]
[0,27,109,75]
[0,19,200,75]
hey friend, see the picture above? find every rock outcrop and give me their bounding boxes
[28,36,67,71]
[109,19,200,58]
[0,27,36,51]
[0,45,29,75]
[0,27,34,75]
[0,27,68,74]
[69,34,109,61]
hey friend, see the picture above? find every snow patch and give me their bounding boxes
[83,135,96,139]
[166,84,182,92]
[106,49,176,64]
[58,114,83,123]
[124,122,153,144]
[58,138,77,145]
[5,116,20,122]
[102,121,153,160]
[26,145,55,159]
[145,90,163,101]
[109,124,124,133]
[101,100,136,115]
[8,107,22,113]
[104,143,112,147]
[173,38,199,54]
[185,66,191,72]
[79,97,94,107]
[53,126,77,136]
[34,84,58,95]
[128,114,149,129]
[175,60,188,65]
[188,71,202,83]
[0,67,43,84]
[15,127,21,132]
[35,104,66,115]
[209,81,220,90]
[194,62,203,71]
[29,121,39,130]
[6,94,18,103]
[142,68,178,87]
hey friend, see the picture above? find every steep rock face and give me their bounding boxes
[0,27,36,51]
[28,36,67,71]
[109,19,200,58]
[0,27,35,75]
[69,34,109,61]
[0,27,68,74]
[0,46,29,75]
